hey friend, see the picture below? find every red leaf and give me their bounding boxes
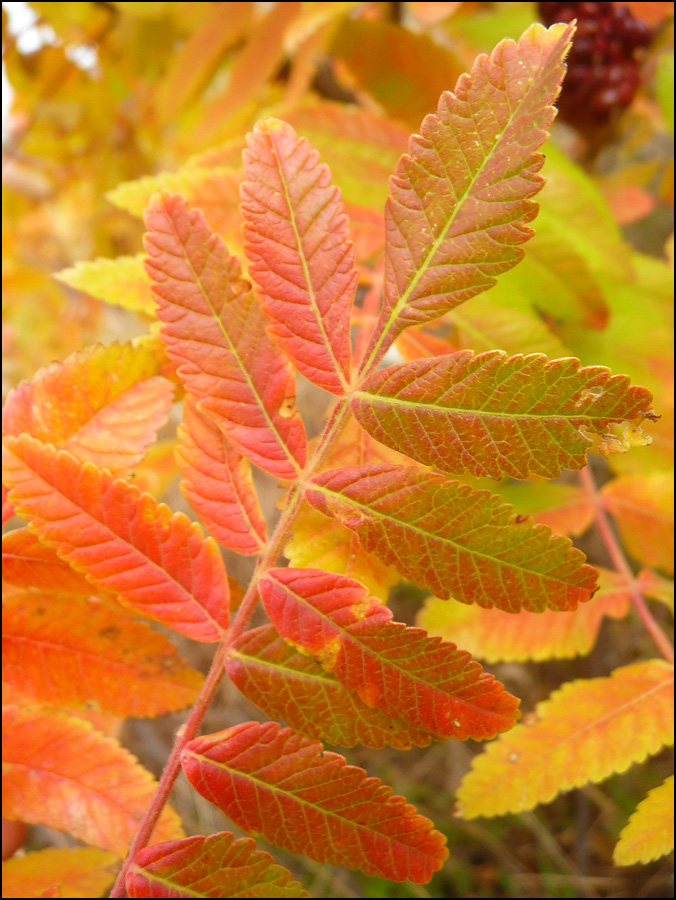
[260,568,519,740]
[2,528,94,595]
[177,398,266,555]
[352,351,657,478]
[306,464,598,612]
[182,721,448,884]
[242,118,355,394]
[144,192,306,479]
[127,833,309,898]
[2,434,229,641]
[364,22,574,365]
[226,625,433,749]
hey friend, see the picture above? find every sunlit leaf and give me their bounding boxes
[226,625,434,749]
[417,568,631,662]
[177,399,266,555]
[260,568,520,740]
[55,256,155,317]
[2,341,174,474]
[3,705,183,855]
[614,776,674,866]
[1,847,118,900]
[601,472,674,574]
[127,832,309,898]
[3,434,229,641]
[182,721,449,883]
[456,660,674,817]
[242,118,355,394]
[3,590,203,716]
[354,351,656,478]
[364,22,574,365]
[306,464,598,612]
[144,191,306,479]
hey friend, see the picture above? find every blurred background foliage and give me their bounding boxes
[2,2,673,896]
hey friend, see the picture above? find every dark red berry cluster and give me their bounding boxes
[538,3,652,131]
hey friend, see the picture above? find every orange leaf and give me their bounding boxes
[2,342,173,475]
[1,847,118,899]
[3,590,203,717]
[3,528,94,595]
[456,660,674,817]
[3,435,229,641]
[601,472,674,574]
[2,705,183,855]
[182,721,449,884]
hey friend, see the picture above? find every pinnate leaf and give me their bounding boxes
[144,191,306,479]
[3,705,183,855]
[456,660,674,818]
[306,464,598,612]
[226,625,433,750]
[1,847,118,900]
[242,118,355,394]
[55,255,155,316]
[418,568,631,663]
[3,589,203,716]
[2,341,174,474]
[353,351,656,478]
[2,434,229,641]
[177,399,266,555]
[182,721,448,884]
[260,568,519,740]
[365,22,574,364]
[614,776,674,866]
[127,833,309,898]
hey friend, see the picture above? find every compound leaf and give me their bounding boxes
[352,351,657,479]
[259,568,519,741]
[306,464,598,612]
[182,721,449,884]
[127,833,309,898]
[177,399,266,556]
[226,624,433,750]
[242,118,356,394]
[614,776,675,866]
[2,434,229,641]
[3,589,203,717]
[456,660,674,818]
[364,22,574,365]
[144,192,306,479]
[3,705,183,856]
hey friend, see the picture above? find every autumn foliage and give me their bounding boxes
[2,3,674,898]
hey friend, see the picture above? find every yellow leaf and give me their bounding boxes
[456,660,674,818]
[614,775,675,865]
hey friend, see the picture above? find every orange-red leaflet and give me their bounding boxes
[259,567,520,741]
